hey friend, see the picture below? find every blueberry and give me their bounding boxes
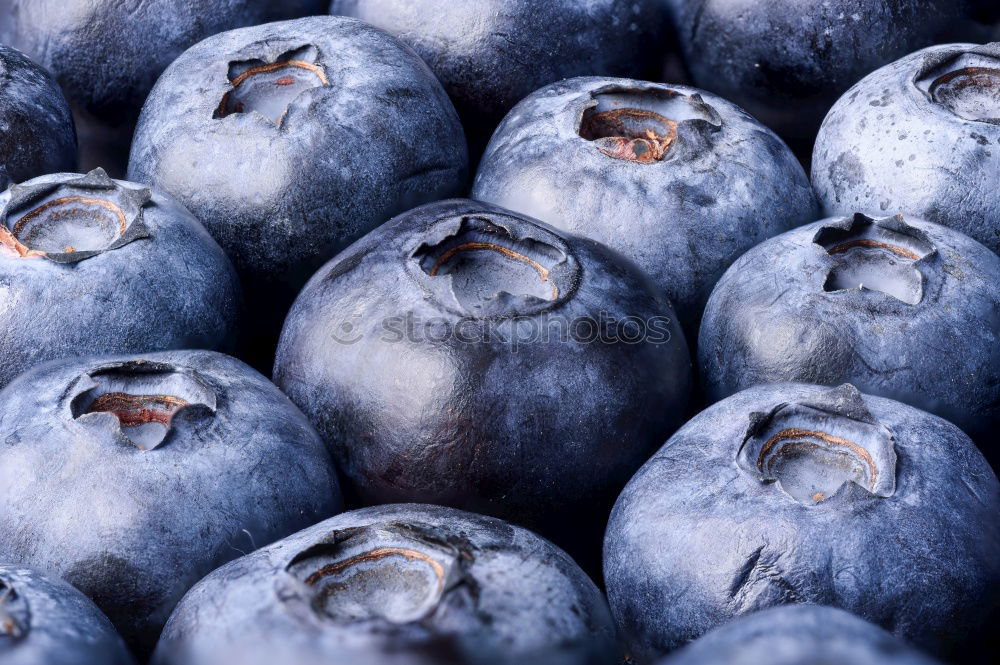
[657,605,940,665]
[151,504,618,665]
[329,0,668,156]
[697,213,1000,447]
[0,169,241,390]
[0,45,76,191]
[0,565,133,665]
[128,16,468,366]
[472,78,817,336]
[813,42,1000,254]
[0,350,344,656]
[273,199,691,563]
[0,0,327,174]
[604,382,1000,662]
[664,0,979,149]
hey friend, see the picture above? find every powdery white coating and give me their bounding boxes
[657,605,940,665]
[0,45,76,189]
[152,504,618,665]
[604,382,999,662]
[0,350,344,657]
[0,566,133,665]
[0,170,242,390]
[0,0,327,125]
[698,213,1000,444]
[330,0,668,150]
[665,0,978,144]
[472,77,817,336]
[813,42,1000,253]
[128,16,468,361]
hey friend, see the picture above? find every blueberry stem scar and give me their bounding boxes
[429,241,558,299]
[579,108,678,163]
[2,196,128,258]
[13,196,128,236]
[304,546,446,594]
[216,60,330,119]
[758,428,878,490]
[825,239,920,260]
[0,226,43,258]
[929,66,1000,91]
[86,392,190,428]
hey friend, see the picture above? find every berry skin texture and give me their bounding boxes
[697,213,1000,448]
[472,77,817,336]
[0,0,329,125]
[329,0,668,154]
[127,16,468,365]
[0,45,76,190]
[656,605,941,665]
[0,350,345,657]
[813,42,1000,254]
[151,504,619,665]
[0,169,242,391]
[0,565,134,665]
[604,383,1000,662]
[665,0,978,146]
[273,199,692,561]
[0,1,326,173]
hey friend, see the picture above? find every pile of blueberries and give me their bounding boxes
[1,1,999,664]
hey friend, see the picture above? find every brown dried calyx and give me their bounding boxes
[216,45,329,126]
[737,385,898,506]
[68,361,217,451]
[86,393,190,428]
[286,524,469,625]
[0,169,151,262]
[928,66,1000,122]
[0,225,43,258]
[580,108,678,163]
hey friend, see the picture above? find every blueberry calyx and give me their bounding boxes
[409,211,580,318]
[814,213,936,306]
[915,44,1000,124]
[282,522,471,625]
[0,169,151,263]
[580,108,678,163]
[0,577,29,640]
[67,360,217,451]
[737,384,898,505]
[215,45,329,126]
[577,86,722,164]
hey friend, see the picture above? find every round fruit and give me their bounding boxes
[152,504,618,665]
[0,45,76,190]
[813,42,1000,254]
[0,565,133,665]
[128,16,468,364]
[473,77,817,334]
[0,169,241,390]
[698,212,1000,445]
[0,350,344,656]
[330,0,668,154]
[605,382,1000,661]
[656,605,940,665]
[665,0,979,148]
[274,199,691,560]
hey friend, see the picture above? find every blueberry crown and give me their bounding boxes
[0,169,151,263]
[738,384,898,506]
